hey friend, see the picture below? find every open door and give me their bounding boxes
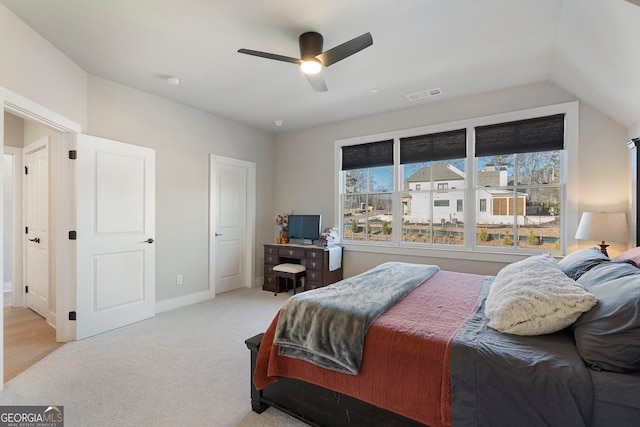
[24,138,50,320]
[75,134,155,340]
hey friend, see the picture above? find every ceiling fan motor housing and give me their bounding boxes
[299,32,324,62]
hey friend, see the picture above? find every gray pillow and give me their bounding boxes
[485,254,596,336]
[557,247,609,280]
[573,264,640,373]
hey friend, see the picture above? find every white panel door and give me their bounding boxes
[211,156,250,294]
[76,134,155,340]
[24,138,49,319]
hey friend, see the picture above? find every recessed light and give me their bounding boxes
[274,120,283,127]
[165,76,180,86]
[370,89,379,94]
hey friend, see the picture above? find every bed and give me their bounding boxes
[245,250,640,426]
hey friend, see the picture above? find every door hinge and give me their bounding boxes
[69,231,77,240]
[68,311,77,321]
[25,286,28,293]
[24,166,28,175]
[25,226,29,234]
[68,150,77,160]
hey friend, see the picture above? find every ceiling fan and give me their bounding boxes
[238,31,373,92]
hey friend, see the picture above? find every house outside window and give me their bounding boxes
[338,105,572,255]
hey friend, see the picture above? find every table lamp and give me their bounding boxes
[575,212,628,257]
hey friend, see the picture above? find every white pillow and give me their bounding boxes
[485,254,597,336]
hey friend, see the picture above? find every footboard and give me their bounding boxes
[245,333,425,427]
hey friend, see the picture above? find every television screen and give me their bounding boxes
[288,214,322,241]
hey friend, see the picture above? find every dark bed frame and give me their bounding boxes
[245,333,426,427]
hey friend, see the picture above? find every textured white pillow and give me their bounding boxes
[485,254,597,336]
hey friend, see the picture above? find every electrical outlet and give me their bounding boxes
[176,274,183,285]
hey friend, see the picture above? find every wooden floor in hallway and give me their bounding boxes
[4,306,64,382]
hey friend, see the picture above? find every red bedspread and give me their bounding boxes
[254,270,485,427]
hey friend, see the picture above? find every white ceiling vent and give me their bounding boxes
[406,88,442,101]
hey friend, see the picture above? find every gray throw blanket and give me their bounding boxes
[274,262,440,374]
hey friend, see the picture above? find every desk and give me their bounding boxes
[263,244,343,293]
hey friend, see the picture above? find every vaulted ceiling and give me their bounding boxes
[2,0,639,133]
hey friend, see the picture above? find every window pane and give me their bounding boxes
[516,151,560,185]
[403,159,465,191]
[476,216,515,248]
[517,187,560,250]
[433,190,464,245]
[344,168,367,194]
[343,194,367,241]
[477,155,513,187]
[403,191,431,243]
[368,166,393,192]
[368,194,393,242]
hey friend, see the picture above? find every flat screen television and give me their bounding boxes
[288,214,322,243]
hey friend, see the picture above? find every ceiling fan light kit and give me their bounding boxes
[300,59,321,75]
[238,31,373,92]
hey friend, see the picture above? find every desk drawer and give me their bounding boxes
[264,253,279,265]
[265,245,279,255]
[263,274,277,291]
[264,264,277,276]
[306,258,323,270]
[279,247,306,258]
[306,270,323,283]
[306,249,324,259]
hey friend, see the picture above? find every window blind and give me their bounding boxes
[475,114,565,157]
[341,139,394,170]
[400,129,466,164]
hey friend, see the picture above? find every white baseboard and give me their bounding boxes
[155,290,211,314]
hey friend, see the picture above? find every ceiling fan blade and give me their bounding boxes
[237,48,301,65]
[316,32,373,67]
[304,72,328,92]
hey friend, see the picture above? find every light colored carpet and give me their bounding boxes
[0,287,306,427]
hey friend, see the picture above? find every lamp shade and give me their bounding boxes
[575,212,629,243]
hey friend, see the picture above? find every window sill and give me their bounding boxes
[340,241,557,264]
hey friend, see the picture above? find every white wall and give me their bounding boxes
[274,82,630,277]
[86,76,275,302]
[3,113,24,148]
[0,4,87,129]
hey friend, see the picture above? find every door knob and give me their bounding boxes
[215,233,223,237]
[144,238,154,244]
[28,237,40,243]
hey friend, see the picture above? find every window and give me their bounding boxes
[475,114,563,251]
[341,140,394,242]
[400,129,466,246]
[338,106,571,255]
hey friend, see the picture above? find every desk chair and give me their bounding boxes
[272,263,306,296]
